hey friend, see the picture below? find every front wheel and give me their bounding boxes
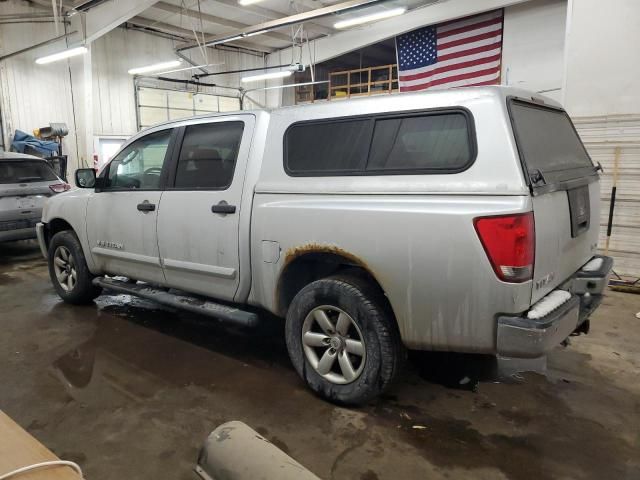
[285,274,403,405]
[48,230,102,304]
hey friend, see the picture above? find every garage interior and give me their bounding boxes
[0,0,639,479]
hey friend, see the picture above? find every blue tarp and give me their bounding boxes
[11,130,59,157]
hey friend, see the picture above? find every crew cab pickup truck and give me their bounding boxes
[37,87,612,404]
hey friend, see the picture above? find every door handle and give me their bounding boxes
[211,201,236,215]
[137,201,156,212]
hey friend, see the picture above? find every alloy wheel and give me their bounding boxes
[301,305,366,384]
[53,246,77,292]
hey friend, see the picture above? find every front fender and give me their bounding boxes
[42,189,98,274]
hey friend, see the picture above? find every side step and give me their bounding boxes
[93,277,260,327]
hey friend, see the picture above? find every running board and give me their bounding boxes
[93,277,260,327]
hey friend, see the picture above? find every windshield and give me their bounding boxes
[0,160,58,184]
[509,100,593,181]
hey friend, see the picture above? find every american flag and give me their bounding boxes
[396,9,504,92]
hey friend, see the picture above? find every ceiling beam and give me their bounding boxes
[267,0,530,67]
[83,0,161,43]
[177,0,386,51]
[208,0,334,36]
[129,16,273,53]
[152,1,291,43]
[21,0,71,13]
[72,0,109,10]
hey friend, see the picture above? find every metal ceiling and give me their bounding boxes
[18,0,432,55]
[130,0,429,53]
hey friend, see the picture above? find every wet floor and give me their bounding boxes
[1,240,639,480]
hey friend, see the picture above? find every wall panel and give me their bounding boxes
[575,115,640,278]
[1,0,265,174]
[501,0,566,102]
[0,1,80,166]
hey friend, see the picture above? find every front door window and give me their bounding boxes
[105,129,172,190]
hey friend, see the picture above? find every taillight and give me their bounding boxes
[474,212,535,283]
[49,183,71,194]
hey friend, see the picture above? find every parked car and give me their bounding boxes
[0,152,70,243]
[36,86,612,404]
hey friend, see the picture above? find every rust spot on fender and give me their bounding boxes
[275,243,380,314]
[283,242,374,276]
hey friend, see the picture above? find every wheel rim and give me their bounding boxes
[53,246,77,292]
[301,305,366,385]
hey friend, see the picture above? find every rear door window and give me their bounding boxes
[0,160,58,183]
[173,121,244,189]
[509,100,593,182]
[284,110,474,176]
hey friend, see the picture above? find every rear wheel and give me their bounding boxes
[285,274,403,405]
[48,230,102,304]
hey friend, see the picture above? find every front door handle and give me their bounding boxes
[137,201,156,212]
[211,201,236,215]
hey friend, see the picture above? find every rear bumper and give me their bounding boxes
[497,255,613,358]
[0,227,38,242]
[36,222,48,258]
[0,217,41,242]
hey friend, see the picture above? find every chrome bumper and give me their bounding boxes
[497,255,613,358]
[36,222,48,259]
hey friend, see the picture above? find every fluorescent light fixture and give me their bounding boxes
[244,29,270,37]
[212,34,244,46]
[128,60,182,75]
[35,46,87,64]
[238,0,264,5]
[241,70,293,83]
[334,7,407,29]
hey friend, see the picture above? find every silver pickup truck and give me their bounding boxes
[37,86,612,404]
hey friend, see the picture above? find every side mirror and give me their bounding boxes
[75,168,96,188]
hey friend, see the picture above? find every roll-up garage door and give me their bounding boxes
[574,115,640,279]
[136,86,240,130]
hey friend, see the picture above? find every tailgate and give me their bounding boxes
[508,99,600,303]
[530,182,600,302]
[0,182,52,222]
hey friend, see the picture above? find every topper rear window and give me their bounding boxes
[509,100,593,183]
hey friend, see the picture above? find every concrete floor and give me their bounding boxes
[1,240,639,480]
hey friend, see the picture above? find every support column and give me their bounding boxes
[83,43,93,170]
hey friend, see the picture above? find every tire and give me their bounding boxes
[48,230,102,304]
[285,274,403,405]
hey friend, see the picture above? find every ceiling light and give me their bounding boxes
[334,7,407,29]
[244,29,270,37]
[211,35,244,46]
[35,46,87,64]
[223,35,244,42]
[241,63,304,82]
[238,0,264,5]
[241,70,293,83]
[128,60,182,75]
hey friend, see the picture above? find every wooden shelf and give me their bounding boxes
[329,64,398,100]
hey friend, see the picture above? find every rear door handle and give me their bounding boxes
[211,201,236,215]
[137,201,156,212]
